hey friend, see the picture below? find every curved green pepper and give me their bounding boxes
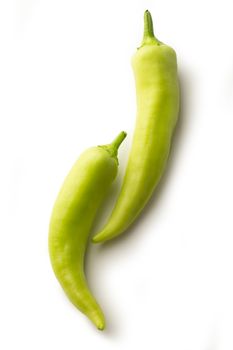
[93,10,179,243]
[48,132,126,330]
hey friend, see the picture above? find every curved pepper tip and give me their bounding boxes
[95,319,105,330]
[90,311,105,330]
[97,323,105,331]
[92,234,102,244]
[92,230,109,243]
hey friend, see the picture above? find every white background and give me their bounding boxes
[1,0,233,349]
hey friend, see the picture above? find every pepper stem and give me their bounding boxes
[110,131,127,153]
[99,131,127,160]
[141,10,160,46]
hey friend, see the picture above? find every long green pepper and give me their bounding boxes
[48,132,126,330]
[93,10,179,243]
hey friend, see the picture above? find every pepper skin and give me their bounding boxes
[93,10,179,243]
[48,132,126,330]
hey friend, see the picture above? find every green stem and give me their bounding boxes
[99,131,127,160]
[141,10,160,46]
[110,131,127,152]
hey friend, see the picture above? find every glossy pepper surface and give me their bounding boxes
[49,132,126,329]
[93,11,179,243]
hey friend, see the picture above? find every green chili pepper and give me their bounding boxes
[48,132,126,330]
[93,10,179,243]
